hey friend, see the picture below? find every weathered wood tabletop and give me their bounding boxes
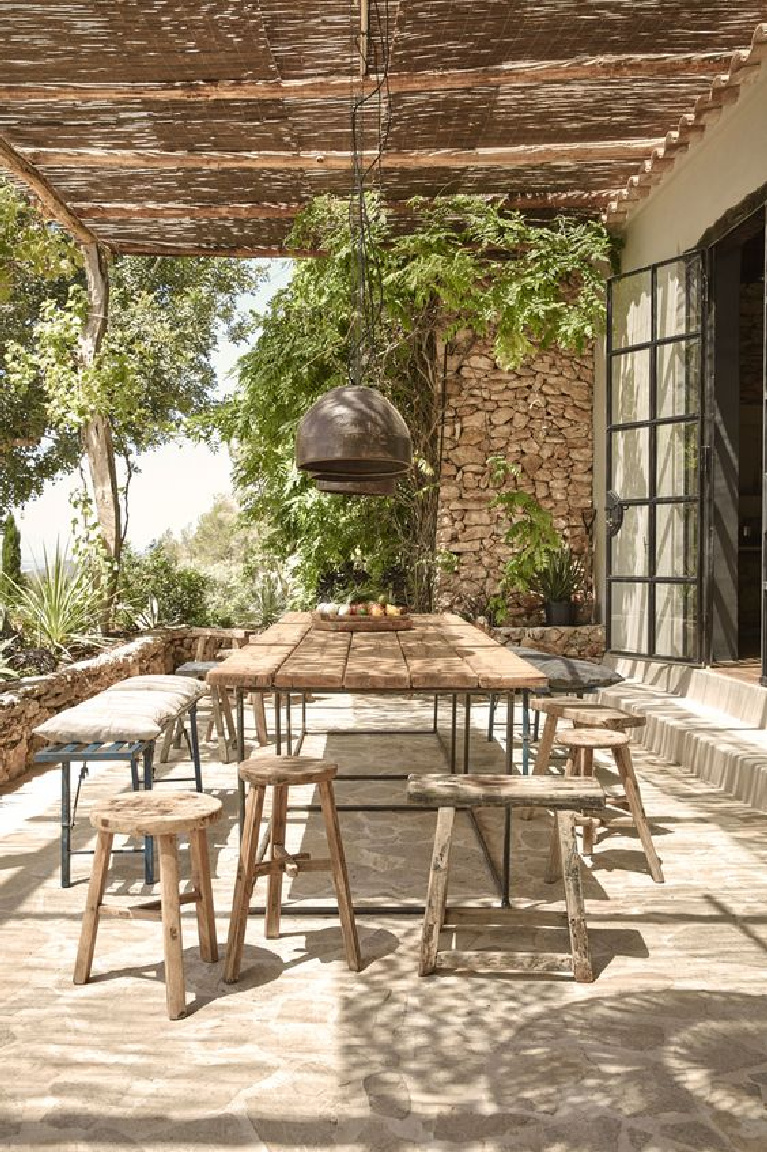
[207,612,548,694]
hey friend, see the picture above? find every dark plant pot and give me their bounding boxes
[544,599,573,626]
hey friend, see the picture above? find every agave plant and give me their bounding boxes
[5,544,104,659]
[251,570,289,629]
[0,638,20,681]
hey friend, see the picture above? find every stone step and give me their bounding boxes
[599,675,767,813]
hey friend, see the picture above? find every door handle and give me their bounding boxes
[606,490,624,538]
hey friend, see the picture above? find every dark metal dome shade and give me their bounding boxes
[296,385,412,479]
[315,476,397,496]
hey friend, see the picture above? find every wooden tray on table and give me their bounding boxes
[312,612,414,632]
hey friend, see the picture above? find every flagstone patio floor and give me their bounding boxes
[1,693,767,1152]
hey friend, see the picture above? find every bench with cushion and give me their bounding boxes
[33,674,208,887]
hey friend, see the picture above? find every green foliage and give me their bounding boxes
[228,195,610,607]
[4,544,102,657]
[7,253,264,461]
[530,546,585,602]
[118,540,211,628]
[0,639,20,681]
[1,514,22,583]
[0,178,82,513]
[488,456,563,595]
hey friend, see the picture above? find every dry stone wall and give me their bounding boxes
[0,628,242,787]
[436,329,594,624]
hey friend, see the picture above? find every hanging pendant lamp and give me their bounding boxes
[295,0,411,494]
[296,384,411,480]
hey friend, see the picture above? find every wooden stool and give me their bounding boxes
[407,774,606,982]
[74,791,222,1020]
[531,696,646,776]
[224,755,361,982]
[552,728,664,883]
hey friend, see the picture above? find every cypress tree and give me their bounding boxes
[1,514,22,583]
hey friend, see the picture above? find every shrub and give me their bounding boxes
[119,541,210,628]
[1,514,22,584]
[5,543,102,658]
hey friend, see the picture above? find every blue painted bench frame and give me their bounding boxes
[35,702,202,888]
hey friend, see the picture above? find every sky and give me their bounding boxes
[17,258,293,568]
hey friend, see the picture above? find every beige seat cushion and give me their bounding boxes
[105,675,208,709]
[34,678,207,745]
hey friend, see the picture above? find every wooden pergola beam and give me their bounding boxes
[0,52,737,104]
[0,133,97,245]
[22,139,661,171]
[76,192,612,220]
[111,245,321,258]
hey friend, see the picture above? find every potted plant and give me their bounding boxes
[530,546,585,625]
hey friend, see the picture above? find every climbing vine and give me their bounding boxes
[228,194,613,609]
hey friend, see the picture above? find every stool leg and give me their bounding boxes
[190,828,218,963]
[142,745,155,886]
[220,690,237,753]
[613,746,665,883]
[211,688,230,764]
[419,805,455,976]
[521,712,558,821]
[558,811,593,982]
[158,834,186,1020]
[224,784,266,983]
[318,781,362,972]
[265,785,288,939]
[61,761,72,889]
[74,830,113,984]
[159,722,174,765]
[581,748,594,778]
[544,812,562,883]
[252,692,269,747]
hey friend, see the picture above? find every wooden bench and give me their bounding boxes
[74,791,221,1020]
[407,775,605,981]
[33,675,208,887]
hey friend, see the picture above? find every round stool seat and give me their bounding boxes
[239,754,337,787]
[531,695,612,716]
[561,705,645,731]
[555,728,629,751]
[90,791,222,837]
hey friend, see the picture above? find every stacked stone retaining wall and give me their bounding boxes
[0,628,244,787]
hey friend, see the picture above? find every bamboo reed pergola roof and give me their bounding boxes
[1,2,766,256]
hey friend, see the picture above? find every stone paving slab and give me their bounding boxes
[1,694,767,1151]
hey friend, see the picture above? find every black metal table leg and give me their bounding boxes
[433,694,438,733]
[502,690,514,906]
[275,691,282,755]
[450,694,457,772]
[142,743,155,885]
[189,702,203,791]
[522,689,530,775]
[61,761,71,888]
[462,693,471,774]
[487,692,495,741]
[286,692,292,755]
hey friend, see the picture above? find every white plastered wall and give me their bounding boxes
[593,62,767,630]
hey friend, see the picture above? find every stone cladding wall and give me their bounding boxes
[491,624,605,660]
[0,628,242,787]
[436,330,594,623]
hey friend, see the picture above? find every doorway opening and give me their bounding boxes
[710,208,766,663]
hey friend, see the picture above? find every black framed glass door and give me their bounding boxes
[607,253,704,660]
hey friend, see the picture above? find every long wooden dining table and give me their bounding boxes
[208,611,547,908]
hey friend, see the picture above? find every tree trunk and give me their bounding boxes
[78,242,121,627]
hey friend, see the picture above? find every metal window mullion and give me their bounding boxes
[606,276,614,651]
[649,263,658,656]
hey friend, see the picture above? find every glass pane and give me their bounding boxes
[655,583,697,659]
[611,348,651,424]
[657,422,698,498]
[611,505,650,576]
[611,268,651,349]
[657,339,700,419]
[611,583,649,653]
[611,427,650,499]
[657,257,701,339]
[656,503,698,578]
